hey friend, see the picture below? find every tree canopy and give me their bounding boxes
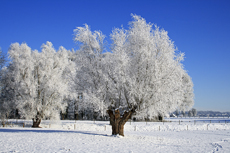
[73,14,194,119]
[2,42,75,122]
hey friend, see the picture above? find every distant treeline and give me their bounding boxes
[196,111,230,117]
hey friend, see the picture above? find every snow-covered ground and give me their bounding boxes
[1,118,230,153]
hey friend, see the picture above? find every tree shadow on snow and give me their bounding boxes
[0,128,109,137]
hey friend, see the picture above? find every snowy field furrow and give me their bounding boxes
[1,119,230,153]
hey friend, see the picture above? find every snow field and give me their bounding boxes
[1,119,230,152]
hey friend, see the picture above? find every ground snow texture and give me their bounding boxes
[1,119,230,153]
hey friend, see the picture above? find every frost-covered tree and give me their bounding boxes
[0,48,6,71]
[0,67,14,121]
[175,110,180,117]
[73,24,108,118]
[5,42,75,127]
[0,48,8,124]
[0,48,7,92]
[191,108,197,117]
[181,110,186,117]
[179,72,194,111]
[74,14,194,136]
[188,110,193,117]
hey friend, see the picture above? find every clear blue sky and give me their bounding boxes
[1,0,230,112]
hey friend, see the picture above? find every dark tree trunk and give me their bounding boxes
[32,118,41,128]
[158,115,163,121]
[107,108,135,136]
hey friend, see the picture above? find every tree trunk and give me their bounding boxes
[32,118,41,128]
[107,108,135,136]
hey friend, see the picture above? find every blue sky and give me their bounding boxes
[1,0,230,112]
